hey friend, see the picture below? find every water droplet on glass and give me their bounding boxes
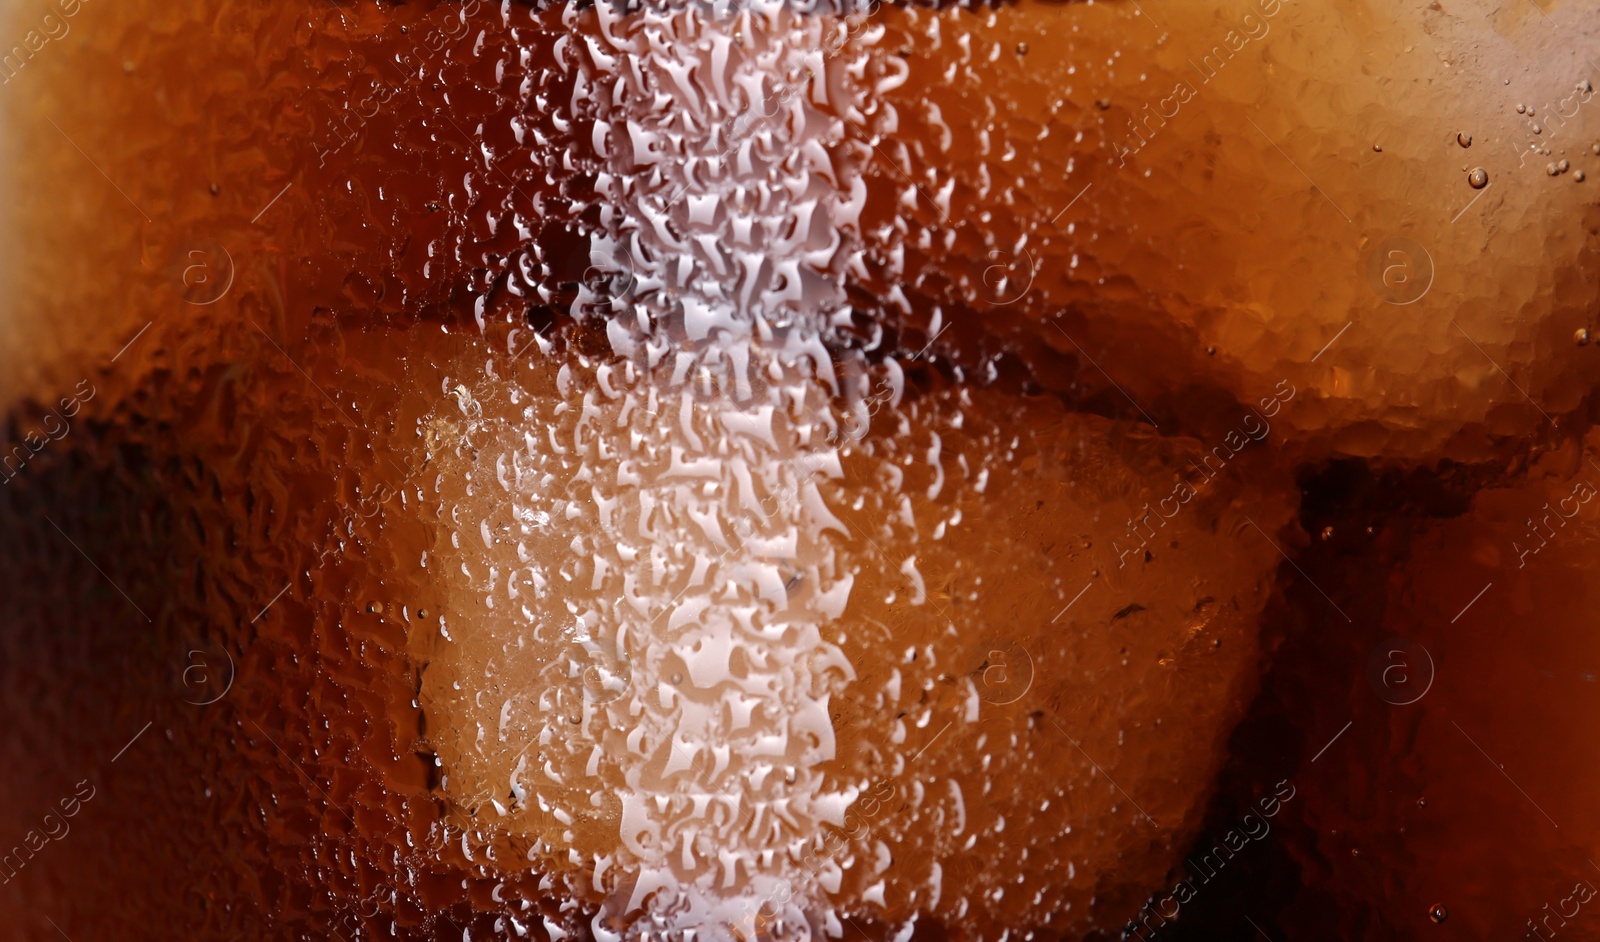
[1468,167,1489,189]
[1428,904,1448,924]
[1457,131,1472,147]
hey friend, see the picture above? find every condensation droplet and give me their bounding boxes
[1467,167,1489,189]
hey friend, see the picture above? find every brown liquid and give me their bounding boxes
[0,1,1598,940]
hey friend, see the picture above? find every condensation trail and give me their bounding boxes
[546,3,899,939]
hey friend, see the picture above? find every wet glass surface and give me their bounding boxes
[0,1,1598,940]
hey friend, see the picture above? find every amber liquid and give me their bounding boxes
[2,1,1599,940]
